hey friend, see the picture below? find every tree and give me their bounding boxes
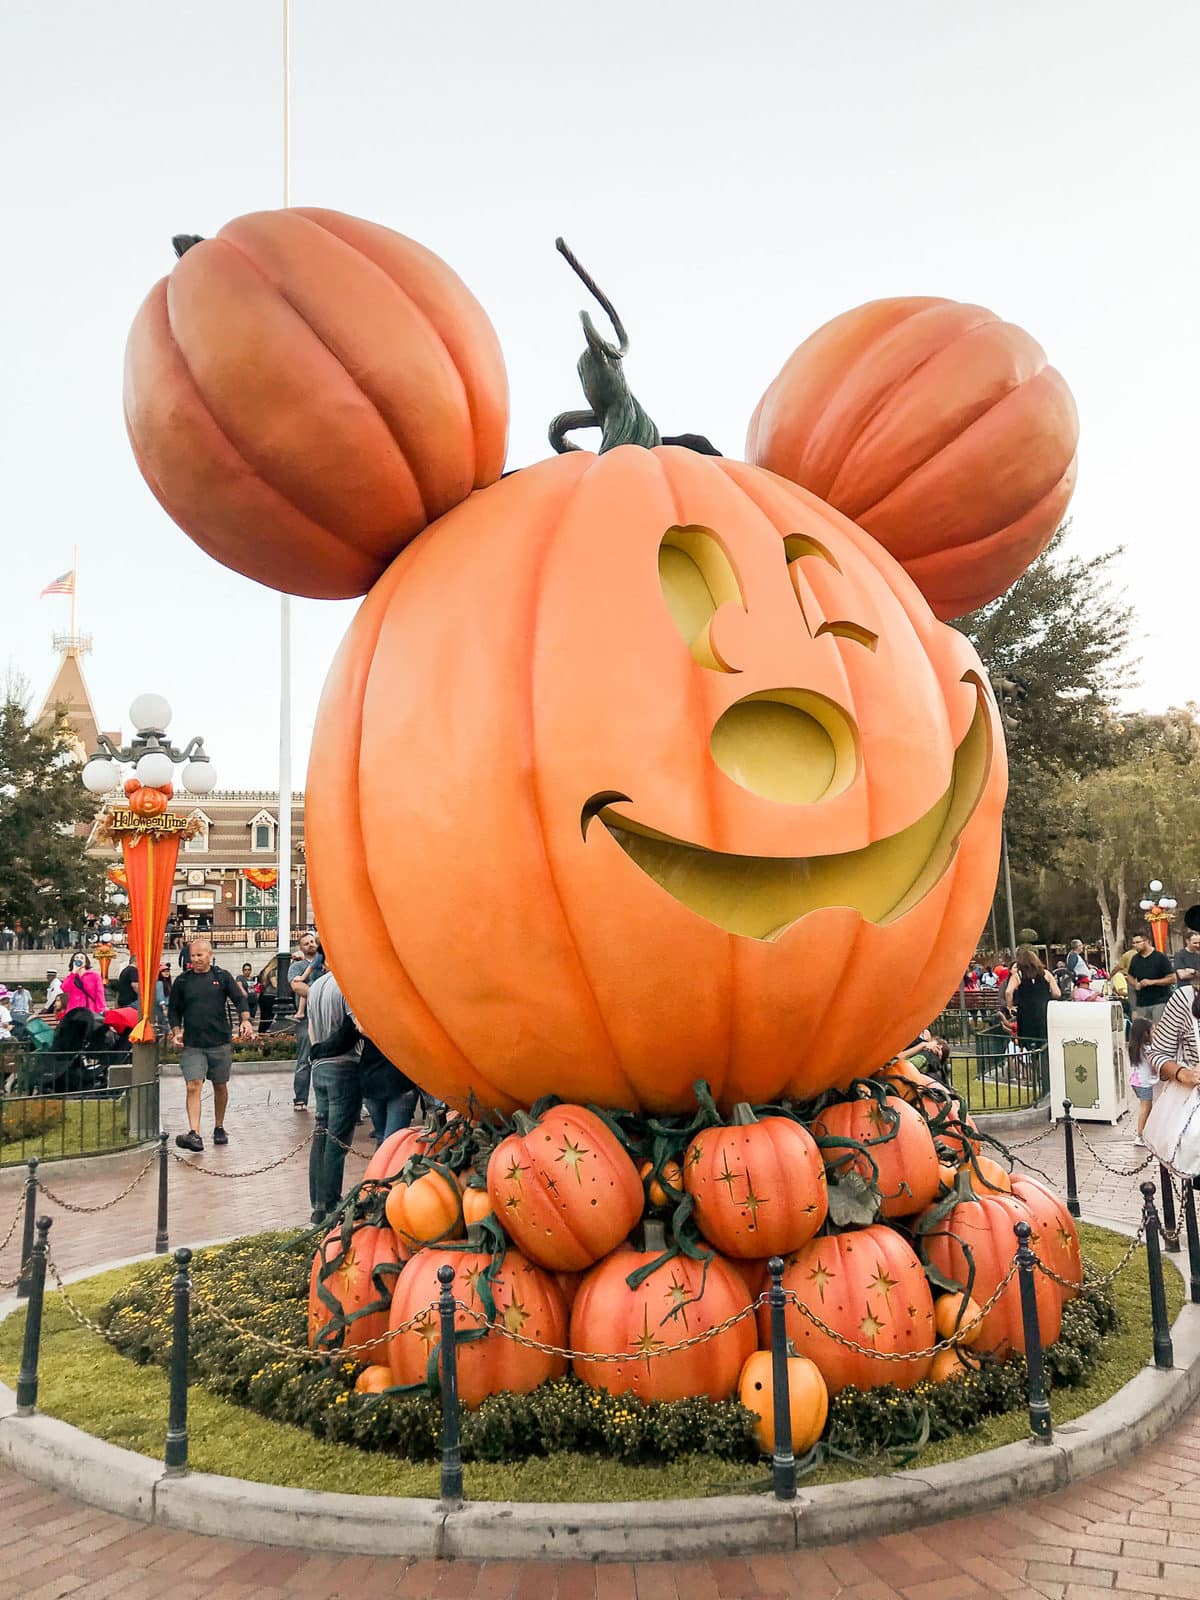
[0,686,107,933]
[953,524,1135,874]
[1061,708,1200,961]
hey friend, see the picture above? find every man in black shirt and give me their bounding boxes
[168,939,252,1152]
[1128,931,1177,1021]
[115,959,139,1011]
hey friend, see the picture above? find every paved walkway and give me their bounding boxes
[0,1080,1195,1599]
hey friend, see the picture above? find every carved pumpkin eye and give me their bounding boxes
[657,525,744,672]
[784,534,878,650]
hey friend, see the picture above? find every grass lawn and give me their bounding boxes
[0,1096,135,1166]
[0,1223,1182,1502]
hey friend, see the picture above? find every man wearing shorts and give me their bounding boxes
[167,939,252,1152]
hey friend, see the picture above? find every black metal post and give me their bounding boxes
[1013,1221,1052,1442]
[310,1113,328,1225]
[16,1217,52,1414]
[1159,1163,1181,1254]
[1141,1181,1174,1370]
[1186,1180,1200,1306]
[164,1246,192,1473]
[437,1263,464,1507]
[1061,1100,1080,1219]
[155,1131,170,1255]
[767,1255,797,1499]
[16,1157,38,1300]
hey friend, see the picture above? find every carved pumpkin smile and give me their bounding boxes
[584,677,990,942]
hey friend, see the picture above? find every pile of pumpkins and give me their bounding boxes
[308,1056,1082,1456]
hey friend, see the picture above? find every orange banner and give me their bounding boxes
[106,864,128,889]
[1147,905,1172,954]
[243,867,278,891]
[120,826,183,1042]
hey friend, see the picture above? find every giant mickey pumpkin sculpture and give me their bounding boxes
[125,215,1076,1116]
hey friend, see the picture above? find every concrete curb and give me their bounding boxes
[0,1244,1196,1561]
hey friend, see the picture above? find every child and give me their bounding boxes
[1128,1016,1157,1146]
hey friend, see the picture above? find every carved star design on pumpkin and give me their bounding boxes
[332,1249,359,1296]
[505,1194,522,1215]
[545,1175,560,1194]
[741,1173,768,1228]
[465,1264,488,1304]
[504,1157,525,1185]
[632,1305,666,1363]
[687,1142,704,1168]
[716,1155,740,1196]
[502,1295,530,1334]
[415,1312,438,1348]
[867,1269,898,1302]
[556,1136,589,1183]
[807,1261,834,1301]
[866,1104,889,1135]
[859,1308,885,1341]
[663,1274,692,1326]
[1057,1226,1074,1251]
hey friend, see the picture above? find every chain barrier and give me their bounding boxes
[0,1191,26,1257]
[169,1127,314,1180]
[1034,1220,1147,1293]
[34,1146,161,1216]
[321,1126,376,1162]
[191,1286,446,1361]
[1073,1123,1155,1178]
[1006,1122,1060,1151]
[45,1254,133,1346]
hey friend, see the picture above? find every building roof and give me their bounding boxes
[37,647,114,757]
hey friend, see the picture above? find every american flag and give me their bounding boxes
[40,570,75,598]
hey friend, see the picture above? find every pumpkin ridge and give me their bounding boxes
[822,311,1026,512]
[802,303,997,498]
[318,546,519,1113]
[212,230,431,527]
[132,285,378,587]
[852,373,1073,551]
[295,207,506,489]
[527,454,645,1108]
[259,210,477,512]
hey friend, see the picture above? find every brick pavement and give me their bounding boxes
[0,1083,1195,1599]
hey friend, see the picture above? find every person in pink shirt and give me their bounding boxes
[61,954,105,1013]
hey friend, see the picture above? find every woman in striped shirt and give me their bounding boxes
[1145,982,1200,1088]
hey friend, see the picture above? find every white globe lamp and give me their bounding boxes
[129,693,172,735]
[134,750,175,789]
[81,757,119,795]
[182,759,217,795]
[1149,880,1164,895]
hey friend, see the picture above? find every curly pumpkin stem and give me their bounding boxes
[549,237,661,455]
[510,1109,539,1137]
[730,1102,758,1127]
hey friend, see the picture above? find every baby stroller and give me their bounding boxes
[14,1008,133,1094]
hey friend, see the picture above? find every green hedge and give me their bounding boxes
[100,1230,1121,1467]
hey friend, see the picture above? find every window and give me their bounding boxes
[243,882,278,931]
[184,812,211,853]
[249,810,276,853]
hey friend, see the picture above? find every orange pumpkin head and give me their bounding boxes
[683,1105,827,1258]
[309,446,1005,1115]
[387,1245,567,1408]
[764,1224,935,1395]
[486,1104,643,1270]
[746,297,1078,619]
[124,208,509,599]
[571,1234,755,1404]
[127,786,168,817]
[810,1093,940,1220]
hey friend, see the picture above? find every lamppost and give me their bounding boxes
[81,696,217,1046]
[1138,880,1178,955]
[81,693,217,799]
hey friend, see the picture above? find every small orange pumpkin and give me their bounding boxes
[387,1245,567,1407]
[385,1168,463,1248]
[571,1231,755,1404]
[127,786,168,817]
[683,1105,827,1259]
[639,1158,684,1211]
[738,1346,828,1455]
[486,1105,643,1271]
[462,1182,495,1228]
[966,1154,1013,1194]
[354,1364,395,1394]
[929,1347,970,1383]
[933,1291,984,1347]
[764,1225,934,1395]
[810,1094,940,1219]
[746,296,1078,619]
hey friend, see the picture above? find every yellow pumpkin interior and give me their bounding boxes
[587,679,991,941]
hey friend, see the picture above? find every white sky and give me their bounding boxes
[3,0,1196,783]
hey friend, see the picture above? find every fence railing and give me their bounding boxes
[0,1080,159,1166]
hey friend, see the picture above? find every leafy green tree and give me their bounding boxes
[0,687,107,933]
[954,525,1135,875]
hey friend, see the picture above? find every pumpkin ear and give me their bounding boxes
[745,297,1078,620]
[124,207,510,600]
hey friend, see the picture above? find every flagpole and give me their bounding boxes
[71,543,78,642]
[276,0,294,1009]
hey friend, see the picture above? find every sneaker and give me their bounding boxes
[1133,1135,1147,1148]
[175,1130,203,1152]
[213,1126,228,1146]
[293,1100,308,1112]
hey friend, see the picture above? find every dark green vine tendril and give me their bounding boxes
[549,237,661,455]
